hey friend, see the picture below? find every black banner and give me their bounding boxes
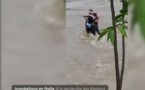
[12,85,108,90]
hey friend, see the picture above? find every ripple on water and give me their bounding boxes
[80,30,113,49]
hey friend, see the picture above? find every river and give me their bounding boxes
[2,0,66,89]
[66,0,127,90]
[1,0,145,90]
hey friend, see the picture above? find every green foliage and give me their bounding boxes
[122,24,128,30]
[114,14,124,23]
[108,28,115,45]
[131,0,145,41]
[97,27,115,45]
[120,1,128,15]
[117,25,127,37]
[97,29,108,41]
[97,0,128,45]
[120,8,127,15]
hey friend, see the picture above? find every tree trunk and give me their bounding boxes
[120,0,126,90]
[120,35,125,90]
[110,0,120,90]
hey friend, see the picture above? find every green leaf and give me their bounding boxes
[131,14,137,33]
[120,8,127,15]
[100,29,107,33]
[138,0,145,41]
[114,14,124,23]
[123,1,128,14]
[131,0,145,41]
[139,20,145,41]
[122,25,128,30]
[107,32,110,42]
[108,28,115,45]
[106,27,113,42]
[97,29,108,41]
[117,25,128,38]
[106,26,114,30]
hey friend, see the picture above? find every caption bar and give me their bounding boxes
[12,85,108,90]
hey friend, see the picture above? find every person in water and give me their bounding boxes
[88,9,93,14]
[92,13,100,35]
[84,9,100,36]
[84,9,96,36]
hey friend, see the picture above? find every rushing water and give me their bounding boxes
[2,0,66,90]
[66,0,127,90]
[2,0,145,90]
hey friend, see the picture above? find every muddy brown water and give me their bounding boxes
[66,0,128,90]
[2,0,66,89]
[1,0,145,90]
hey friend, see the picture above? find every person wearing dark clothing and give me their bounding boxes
[84,14,96,36]
[92,13,100,35]
[88,9,93,14]
[84,9,101,36]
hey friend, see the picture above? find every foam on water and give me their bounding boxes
[66,0,123,89]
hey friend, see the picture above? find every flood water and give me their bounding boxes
[1,0,145,90]
[66,0,127,90]
[2,0,66,89]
